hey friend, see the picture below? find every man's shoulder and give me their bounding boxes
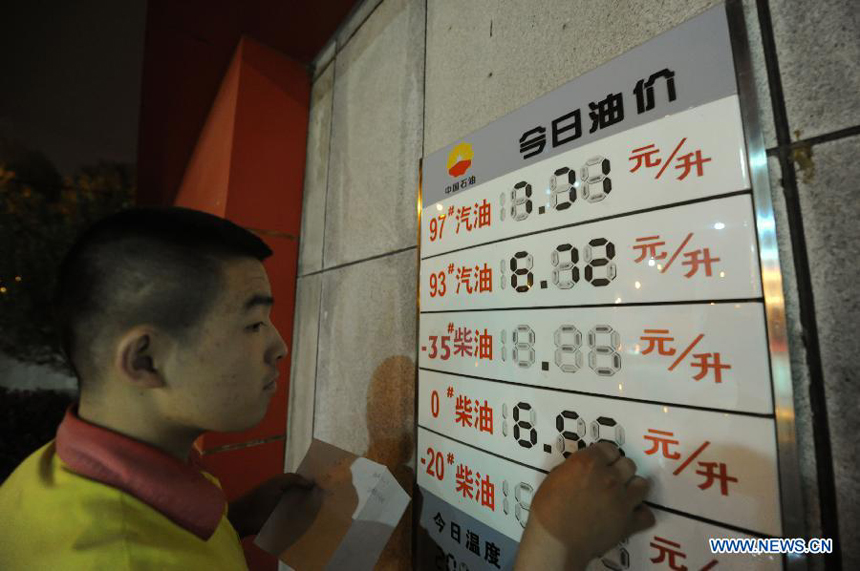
[0,439,186,539]
[0,441,125,568]
[1,439,222,527]
[0,439,59,502]
[0,441,244,570]
[1,439,129,526]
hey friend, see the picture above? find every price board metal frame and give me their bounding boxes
[412,1,806,568]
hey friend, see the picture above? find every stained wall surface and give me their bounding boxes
[285,1,859,568]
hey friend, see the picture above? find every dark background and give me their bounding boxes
[0,0,358,483]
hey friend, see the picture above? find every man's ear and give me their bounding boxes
[115,327,165,389]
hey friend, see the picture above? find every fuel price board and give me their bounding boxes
[414,4,803,570]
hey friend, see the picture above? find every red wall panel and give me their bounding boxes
[137,0,357,207]
[226,39,309,236]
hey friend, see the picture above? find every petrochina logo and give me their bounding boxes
[447,142,473,177]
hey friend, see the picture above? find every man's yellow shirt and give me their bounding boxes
[0,403,249,570]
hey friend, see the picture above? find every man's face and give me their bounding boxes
[160,257,287,433]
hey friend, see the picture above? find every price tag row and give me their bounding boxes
[421,95,749,259]
[419,302,773,414]
[417,433,781,570]
[418,371,781,536]
[420,193,762,311]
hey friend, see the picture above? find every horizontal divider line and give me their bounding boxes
[417,425,773,540]
[642,501,774,539]
[420,189,753,261]
[420,297,765,314]
[418,367,775,419]
[301,245,417,277]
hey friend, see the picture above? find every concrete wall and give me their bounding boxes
[285,0,859,568]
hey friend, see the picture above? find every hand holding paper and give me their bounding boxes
[229,473,314,538]
[254,439,411,571]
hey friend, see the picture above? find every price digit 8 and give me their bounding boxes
[588,325,622,376]
[551,243,579,289]
[554,324,582,373]
[585,238,617,287]
[503,481,534,529]
[512,325,536,369]
[580,155,612,203]
[514,483,533,528]
[591,416,626,452]
[510,251,534,292]
[556,410,587,458]
[510,181,533,221]
[513,402,537,449]
[549,167,576,211]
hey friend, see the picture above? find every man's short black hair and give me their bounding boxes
[52,207,273,394]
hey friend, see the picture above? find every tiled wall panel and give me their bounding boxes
[287,1,860,568]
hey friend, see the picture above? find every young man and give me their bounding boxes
[0,207,653,570]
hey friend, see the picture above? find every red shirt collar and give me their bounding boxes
[55,402,226,540]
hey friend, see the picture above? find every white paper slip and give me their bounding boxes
[254,439,411,571]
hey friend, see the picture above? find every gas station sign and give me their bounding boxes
[415,3,803,570]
